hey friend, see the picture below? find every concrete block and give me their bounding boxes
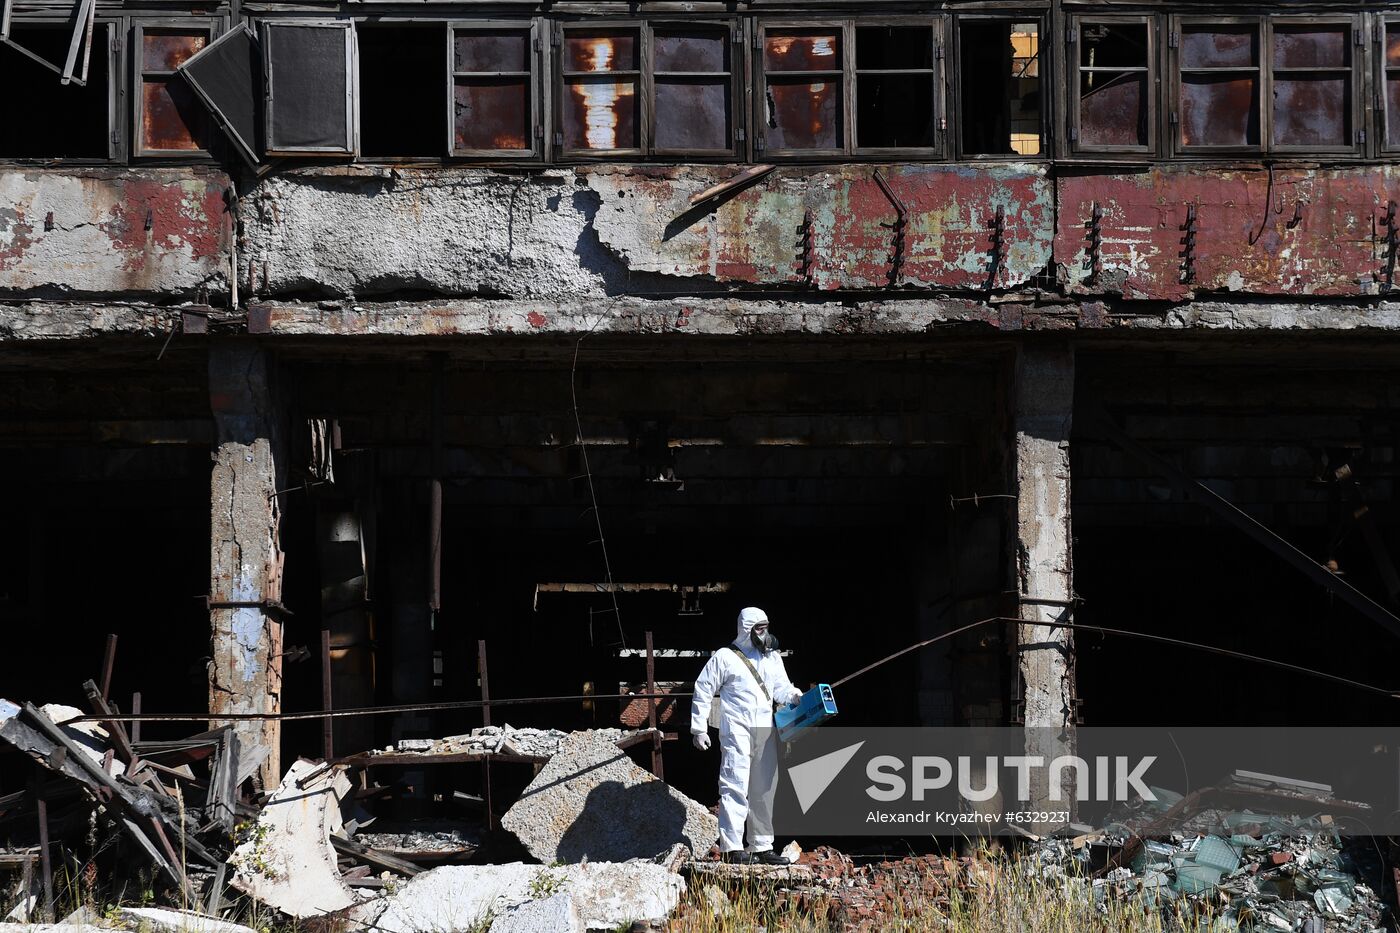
[359,861,684,933]
[488,893,580,933]
[114,907,256,933]
[501,731,719,863]
[229,759,355,918]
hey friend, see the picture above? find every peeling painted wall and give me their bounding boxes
[6,162,1400,305]
[0,169,231,298]
[1056,166,1388,300]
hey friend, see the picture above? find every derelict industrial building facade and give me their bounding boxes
[2,0,1398,799]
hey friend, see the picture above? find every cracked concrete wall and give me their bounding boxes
[209,343,285,787]
[0,169,230,298]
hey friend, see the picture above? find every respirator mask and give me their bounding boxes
[751,626,779,654]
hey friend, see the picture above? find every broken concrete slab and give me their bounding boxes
[113,907,256,933]
[488,893,581,933]
[359,861,685,933]
[229,759,355,918]
[501,731,718,863]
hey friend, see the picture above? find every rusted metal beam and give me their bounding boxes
[688,165,775,207]
[99,634,117,701]
[1092,406,1400,643]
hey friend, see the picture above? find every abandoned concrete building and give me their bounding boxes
[2,0,1399,828]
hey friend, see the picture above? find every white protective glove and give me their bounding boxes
[692,732,712,751]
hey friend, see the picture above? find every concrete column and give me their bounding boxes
[209,344,285,788]
[1013,344,1077,815]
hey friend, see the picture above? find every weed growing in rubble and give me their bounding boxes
[669,849,1223,932]
[528,866,567,898]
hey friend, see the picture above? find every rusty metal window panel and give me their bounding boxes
[1069,17,1153,154]
[651,25,733,155]
[450,22,540,158]
[854,22,941,154]
[558,24,642,156]
[759,24,844,156]
[133,22,216,158]
[0,19,113,159]
[176,24,261,167]
[262,20,356,158]
[1176,20,1262,150]
[1271,24,1351,149]
[956,16,1043,159]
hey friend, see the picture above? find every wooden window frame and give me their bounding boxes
[448,19,543,161]
[1379,14,1400,155]
[647,19,742,161]
[554,19,742,162]
[554,19,646,160]
[132,18,219,159]
[1067,13,1155,157]
[1169,14,1364,158]
[952,12,1048,162]
[1269,14,1364,157]
[755,17,945,161]
[262,19,357,158]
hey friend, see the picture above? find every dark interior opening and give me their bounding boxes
[855,26,934,149]
[358,25,447,157]
[959,20,1040,156]
[0,24,110,159]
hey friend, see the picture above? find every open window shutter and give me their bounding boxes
[177,24,263,166]
[262,20,355,157]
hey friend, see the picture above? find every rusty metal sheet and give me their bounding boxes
[1055,167,1385,300]
[454,29,528,72]
[587,163,1052,290]
[0,169,229,296]
[454,79,530,151]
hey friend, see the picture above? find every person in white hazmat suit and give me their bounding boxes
[690,606,803,864]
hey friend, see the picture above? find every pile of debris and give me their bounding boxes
[382,725,627,759]
[0,694,247,918]
[1030,773,1390,932]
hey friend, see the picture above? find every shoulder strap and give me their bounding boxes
[725,646,772,705]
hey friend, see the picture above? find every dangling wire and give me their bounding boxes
[571,321,626,650]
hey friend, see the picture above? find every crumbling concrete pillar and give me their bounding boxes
[209,344,285,788]
[1012,343,1077,817]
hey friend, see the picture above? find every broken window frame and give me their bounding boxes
[1066,14,1156,157]
[175,23,262,168]
[0,0,96,85]
[755,18,944,161]
[261,19,357,158]
[952,13,1048,161]
[131,18,219,160]
[0,15,118,161]
[448,19,543,160]
[1169,14,1364,158]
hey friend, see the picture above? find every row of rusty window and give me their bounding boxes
[2,12,1398,162]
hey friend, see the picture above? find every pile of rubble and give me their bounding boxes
[1030,775,1391,932]
[382,725,628,759]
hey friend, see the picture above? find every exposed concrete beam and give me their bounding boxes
[12,298,1400,344]
[208,343,285,788]
[1013,343,1077,825]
